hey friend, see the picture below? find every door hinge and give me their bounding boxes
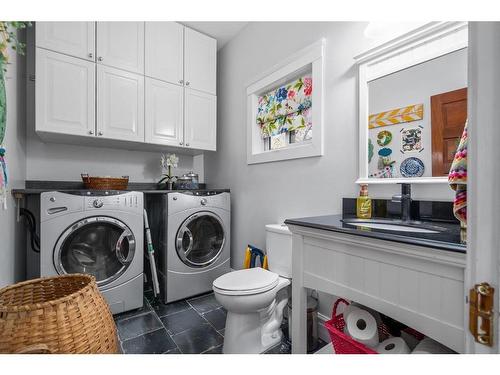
[29,74,35,82]
[469,282,495,347]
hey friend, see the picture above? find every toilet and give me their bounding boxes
[212,224,292,354]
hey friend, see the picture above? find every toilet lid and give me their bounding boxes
[213,268,279,295]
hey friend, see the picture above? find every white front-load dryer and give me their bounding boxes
[40,191,144,314]
[164,191,231,303]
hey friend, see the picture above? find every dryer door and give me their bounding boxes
[175,211,225,268]
[54,216,136,287]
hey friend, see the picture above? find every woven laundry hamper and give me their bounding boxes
[0,274,118,354]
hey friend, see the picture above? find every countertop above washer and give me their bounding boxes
[12,180,230,195]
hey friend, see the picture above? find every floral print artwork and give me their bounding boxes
[257,74,312,139]
[401,127,423,153]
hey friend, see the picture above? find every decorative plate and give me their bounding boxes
[400,157,425,177]
[377,130,393,146]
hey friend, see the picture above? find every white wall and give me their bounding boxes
[0,38,27,287]
[368,48,467,178]
[205,22,458,316]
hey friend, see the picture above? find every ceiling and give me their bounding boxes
[181,22,248,50]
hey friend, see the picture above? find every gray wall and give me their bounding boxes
[0,38,27,287]
[205,22,457,315]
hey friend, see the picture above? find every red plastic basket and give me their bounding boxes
[324,298,391,354]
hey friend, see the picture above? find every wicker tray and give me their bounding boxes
[81,174,129,190]
[0,274,118,354]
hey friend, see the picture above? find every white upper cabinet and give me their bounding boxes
[97,22,144,74]
[184,88,217,151]
[36,22,95,61]
[36,48,95,136]
[145,22,184,85]
[145,78,184,146]
[184,28,217,95]
[97,65,144,142]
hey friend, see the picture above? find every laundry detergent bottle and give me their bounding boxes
[356,184,372,219]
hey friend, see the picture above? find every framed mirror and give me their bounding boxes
[355,22,468,184]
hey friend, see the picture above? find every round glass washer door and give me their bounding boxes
[175,211,225,268]
[53,216,135,287]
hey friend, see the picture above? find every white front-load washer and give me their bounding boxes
[147,191,230,303]
[40,190,144,314]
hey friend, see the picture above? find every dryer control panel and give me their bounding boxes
[85,193,140,210]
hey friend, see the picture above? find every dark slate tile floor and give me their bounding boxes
[114,290,326,354]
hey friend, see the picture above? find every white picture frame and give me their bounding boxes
[246,39,325,165]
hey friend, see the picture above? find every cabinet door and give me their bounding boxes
[145,22,183,85]
[97,65,144,142]
[184,88,216,151]
[36,48,95,136]
[36,22,95,61]
[184,28,217,95]
[97,22,144,74]
[145,78,184,146]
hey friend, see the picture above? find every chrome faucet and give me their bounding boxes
[392,183,412,222]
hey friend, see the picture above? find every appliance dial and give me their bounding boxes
[200,198,207,206]
[93,198,104,208]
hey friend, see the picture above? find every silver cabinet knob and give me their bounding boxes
[185,143,190,147]
[179,141,183,146]
[98,56,103,61]
[88,130,94,135]
[179,79,184,84]
[98,131,103,136]
[88,52,93,59]
[185,81,190,86]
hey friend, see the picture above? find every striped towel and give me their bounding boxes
[448,120,468,225]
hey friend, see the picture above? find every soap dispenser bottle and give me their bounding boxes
[356,184,372,219]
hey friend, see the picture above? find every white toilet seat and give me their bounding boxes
[213,268,279,296]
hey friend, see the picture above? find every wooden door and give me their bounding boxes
[36,22,95,61]
[97,22,144,74]
[184,27,217,95]
[184,88,217,151]
[36,48,95,136]
[431,87,467,176]
[145,77,184,146]
[97,65,144,142]
[145,22,184,85]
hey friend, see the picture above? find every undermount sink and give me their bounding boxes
[341,218,446,234]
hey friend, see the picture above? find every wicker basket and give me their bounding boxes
[0,274,118,354]
[81,174,129,190]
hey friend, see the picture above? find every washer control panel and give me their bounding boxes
[85,192,141,210]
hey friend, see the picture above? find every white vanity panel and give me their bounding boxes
[293,226,466,353]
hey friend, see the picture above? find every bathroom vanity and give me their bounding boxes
[286,212,466,353]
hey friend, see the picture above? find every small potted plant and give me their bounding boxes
[159,153,179,190]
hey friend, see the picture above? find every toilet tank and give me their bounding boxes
[265,224,292,279]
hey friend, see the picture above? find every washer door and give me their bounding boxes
[175,211,225,268]
[54,216,136,287]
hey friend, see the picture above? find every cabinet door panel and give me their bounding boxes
[145,22,183,85]
[184,28,216,95]
[36,22,95,61]
[184,89,216,151]
[97,65,144,142]
[145,78,184,146]
[36,48,95,136]
[97,22,144,73]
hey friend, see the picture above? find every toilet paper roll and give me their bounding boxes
[352,302,384,328]
[376,337,411,354]
[345,309,379,348]
[412,338,455,354]
[342,304,361,321]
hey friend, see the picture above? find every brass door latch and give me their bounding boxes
[469,282,495,346]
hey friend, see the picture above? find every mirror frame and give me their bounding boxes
[355,22,468,185]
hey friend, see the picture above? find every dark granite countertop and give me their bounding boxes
[284,214,466,253]
[11,180,229,195]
